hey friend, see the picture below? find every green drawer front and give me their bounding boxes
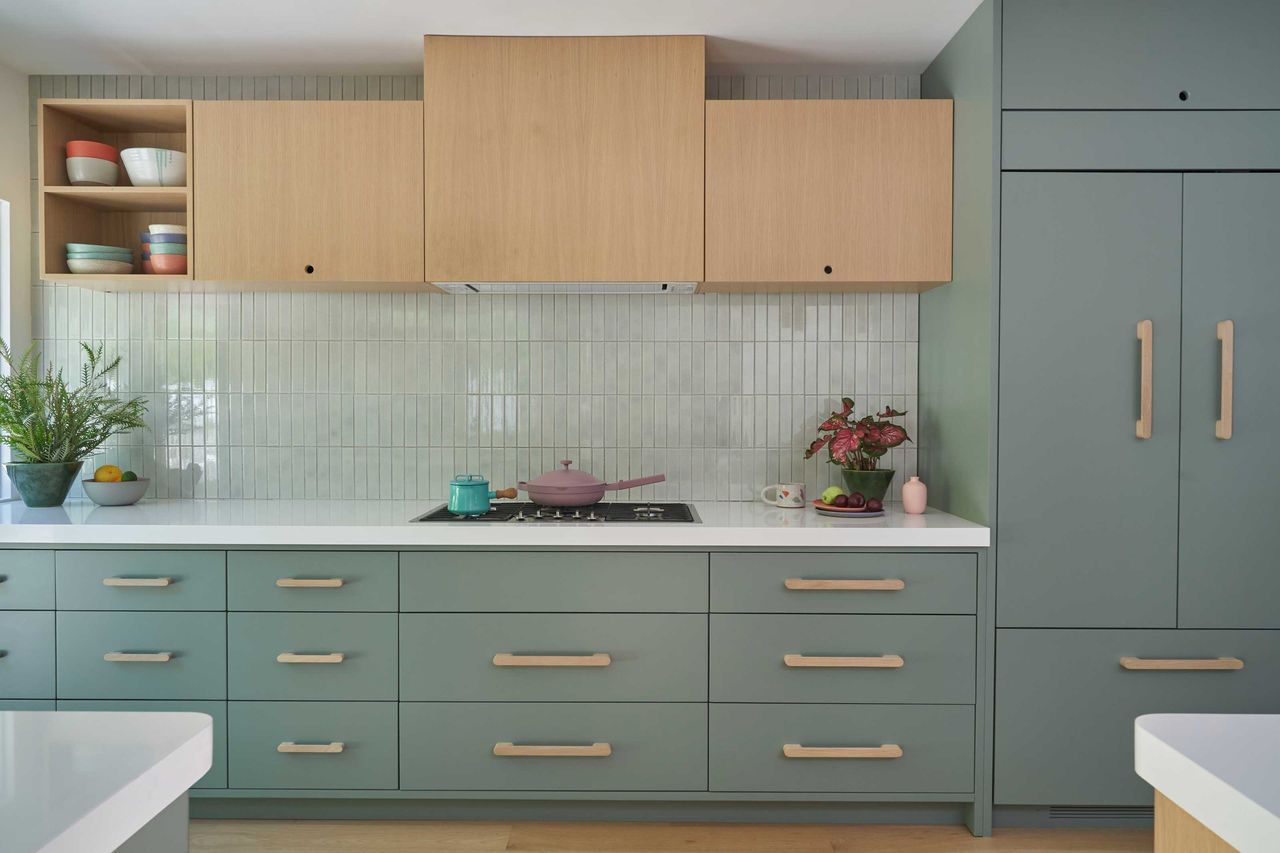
[401,613,706,701]
[711,614,975,704]
[0,699,54,710]
[0,551,55,609]
[712,553,976,614]
[56,550,225,610]
[58,700,228,788]
[56,611,227,699]
[710,704,974,793]
[0,611,55,698]
[228,613,397,701]
[228,701,398,790]
[400,552,708,612]
[996,629,1280,806]
[401,702,707,791]
[227,551,397,612]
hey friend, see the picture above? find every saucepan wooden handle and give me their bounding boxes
[493,488,519,500]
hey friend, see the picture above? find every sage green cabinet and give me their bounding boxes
[0,699,54,710]
[1178,174,1280,628]
[55,550,226,610]
[0,611,55,698]
[56,611,227,699]
[999,173,1182,628]
[228,613,398,701]
[0,551,54,609]
[227,551,397,611]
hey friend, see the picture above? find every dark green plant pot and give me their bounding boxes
[840,468,895,502]
[5,461,84,507]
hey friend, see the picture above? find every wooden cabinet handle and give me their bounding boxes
[104,652,173,662]
[1216,320,1234,440]
[492,653,611,667]
[276,578,344,588]
[276,653,345,664]
[277,741,345,754]
[1136,319,1153,439]
[493,742,612,757]
[784,654,904,668]
[783,744,903,759]
[784,578,905,591]
[1120,656,1243,671]
[103,577,173,587]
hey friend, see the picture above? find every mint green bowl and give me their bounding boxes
[67,251,133,260]
[66,242,130,253]
[148,243,187,255]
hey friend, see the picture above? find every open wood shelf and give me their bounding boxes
[43,186,188,212]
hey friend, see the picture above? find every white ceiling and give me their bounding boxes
[0,0,981,75]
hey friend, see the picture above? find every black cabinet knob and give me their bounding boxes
[1178,90,1189,101]
[823,265,833,275]
[305,264,315,274]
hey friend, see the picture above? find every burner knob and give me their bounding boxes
[553,509,563,519]
[572,510,582,519]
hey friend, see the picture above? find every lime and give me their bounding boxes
[121,471,138,482]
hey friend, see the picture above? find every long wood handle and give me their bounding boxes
[783,744,903,759]
[493,487,519,499]
[103,577,173,587]
[492,653,612,667]
[104,652,173,662]
[276,578,344,588]
[1216,320,1234,440]
[493,742,612,757]
[1120,656,1244,671]
[277,742,345,754]
[1137,319,1153,439]
[784,654,904,668]
[785,578,905,591]
[276,653,345,664]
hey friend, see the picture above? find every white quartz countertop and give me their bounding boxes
[1,711,212,853]
[1135,714,1280,853]
[0,499,988,548]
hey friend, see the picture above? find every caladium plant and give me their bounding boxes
[804,397,911,471]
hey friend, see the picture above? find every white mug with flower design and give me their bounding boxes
[760,483,805,508]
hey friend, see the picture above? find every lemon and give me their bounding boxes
[93,464,123,483]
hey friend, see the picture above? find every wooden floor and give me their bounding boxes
[190,820,1153,852]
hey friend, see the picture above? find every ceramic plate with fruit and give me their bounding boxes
[815,486,885,517]
[81,464,150,506]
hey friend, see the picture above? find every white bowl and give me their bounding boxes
[120,147,186,187]
[66,258,134,274]
[148,223,187,235]
[66,156,118,187]
[82,478,149,506]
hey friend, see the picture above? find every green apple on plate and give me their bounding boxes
[820,486,846,505]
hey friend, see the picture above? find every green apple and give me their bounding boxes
[820,485,845,505]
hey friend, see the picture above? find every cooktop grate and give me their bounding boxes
[413,501,698,523]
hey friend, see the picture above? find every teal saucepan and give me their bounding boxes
[447,473,518,517]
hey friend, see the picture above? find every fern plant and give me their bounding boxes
[0,340,148,464]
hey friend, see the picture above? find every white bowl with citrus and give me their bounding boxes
[82,464,150,506]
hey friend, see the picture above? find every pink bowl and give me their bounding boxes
[149,254,187,275]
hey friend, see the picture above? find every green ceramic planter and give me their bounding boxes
[840,468,895,502]
[6,461,84,507]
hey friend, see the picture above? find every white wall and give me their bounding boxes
[0,62,30,353]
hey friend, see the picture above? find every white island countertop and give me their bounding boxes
[1136,714,1280,853]
[1,711,212,853]
[0,499,988,548]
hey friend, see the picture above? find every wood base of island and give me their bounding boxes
[1155,792,1236,853]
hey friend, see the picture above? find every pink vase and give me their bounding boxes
[901,476,927,514]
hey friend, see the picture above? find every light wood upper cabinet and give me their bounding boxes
[193,101,424,282]
[704,100,953,291]
[423,35,704,284]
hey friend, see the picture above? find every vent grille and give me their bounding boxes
[1049,806,1154,821]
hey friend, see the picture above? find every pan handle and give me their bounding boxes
[604,474,667,491]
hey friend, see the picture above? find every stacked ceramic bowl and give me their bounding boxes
[65,140,119,186]
[143,224,187,274]
[66,242,134,274]
[121,147,186,187]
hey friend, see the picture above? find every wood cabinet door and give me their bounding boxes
[1179,174,1280,627]
[998,173,1182,628]
[193,101,423,282]
[423,36,704,284]
[704,100,951,286]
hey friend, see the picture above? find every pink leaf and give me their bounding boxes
[828,428,860,464]
[879,424,909,447]
[804,436,830,459]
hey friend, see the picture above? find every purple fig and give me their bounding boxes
[848,492,866,508]
[866,498,883,512]
[833,494,849,507]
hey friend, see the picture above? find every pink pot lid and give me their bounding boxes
[522,460,604,492]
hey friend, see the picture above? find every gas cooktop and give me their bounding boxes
[413,501,699,523]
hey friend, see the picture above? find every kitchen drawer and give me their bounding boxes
[228,701,397,790]
[0,551,54,609]
[228,612,397,701]
[227,551,397,611]
[711,614,975,704]
[401,613,706,701]
[56,550,225,610]
[711,553,975,614]
[710,704,974,793]
[400,551,707,612]
[0,699,54,710]
[56,611,226,699]
[996,629,1280,806]
[401,702,706,791]
[58,700,228,788]
[0,611,55,698]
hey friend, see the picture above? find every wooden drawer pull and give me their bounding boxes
[276,653,345,664]
[277,741,345,754]
[492,653,612,668]
[103,577,173,587]
[783,743,903,760]
[104,652,173,663]
[785,578,905,591]
[493,742,612,758]
[784,654,904,668]
[276,578,345,588]
[1136,319,1153,439]
[1216,319,1234,440]
[1120,656,1243,671]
